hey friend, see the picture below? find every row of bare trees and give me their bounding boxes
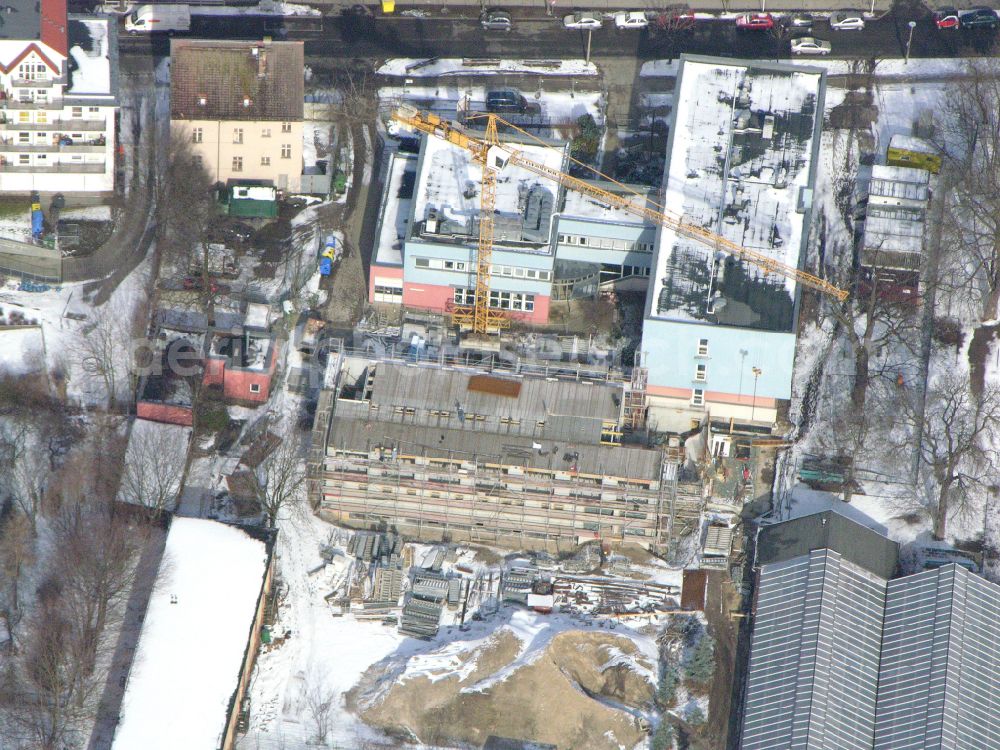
[808,59,1000,541]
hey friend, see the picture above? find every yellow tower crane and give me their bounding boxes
[392,105,848,335]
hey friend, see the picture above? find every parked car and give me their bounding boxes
[563,12,603,29]
[933,6,959,28]
[829,10,865,29]
[614,11,648,29]
[486,89,529,114]
[791,36,833,54]
[960,7,999,28]
[788,12,814,28]
[480,9,512,31]
[736,12,775,30]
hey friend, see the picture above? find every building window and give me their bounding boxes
[18,112,29,123]
[233,128,243,144]
[281,144,291,159]
[18,132,29,144]
[695,364,707,382]
[232,156,243,172]
[71,106,82,118]
[89,106,99,114]
[249,383,261,394]
[281,122,292,133]
[18,154,29,164]
[192,127,203,144]
[454,288,476,305]
[36,112,46,124]
[261,156,271,167]
[415,257,430,268]
[697,338,709,356]
[691,388,705,407]
[261,127,271,138]
[193,155,202,167]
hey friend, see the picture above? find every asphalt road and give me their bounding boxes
[117,11,1000,62]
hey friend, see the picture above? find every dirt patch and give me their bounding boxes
[352,627,654,750]
[828,90,877,131]
[968,322,999,397]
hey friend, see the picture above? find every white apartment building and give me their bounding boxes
[0,1,118,194]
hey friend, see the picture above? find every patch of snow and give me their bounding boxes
[640,60,680,78]
[378,58,598,78]
[69,19,111,96]
[58,205,113,222]
[0,327,44,375]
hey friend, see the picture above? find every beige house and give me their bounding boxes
[170,39,304,193]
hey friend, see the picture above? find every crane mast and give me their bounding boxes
[391,106,848,335]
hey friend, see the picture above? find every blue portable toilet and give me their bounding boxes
[319,257,333,276]
[31,203,44,239]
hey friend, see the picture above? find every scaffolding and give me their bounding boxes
[623,351,648,432]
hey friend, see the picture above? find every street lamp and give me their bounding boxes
[905,20,917,65]
[737,349,748,403]
[750,366,762,422]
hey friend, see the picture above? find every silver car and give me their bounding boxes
[829,10,865,30]
[480,9,512,31]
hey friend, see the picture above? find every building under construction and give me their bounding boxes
[308,351,703,554]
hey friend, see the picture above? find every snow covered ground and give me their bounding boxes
[378,58,598,78]
[0,250,152,407]
[111,518,270,750]
[0,327,44,375]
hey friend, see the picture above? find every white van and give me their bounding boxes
[124,4,191,33]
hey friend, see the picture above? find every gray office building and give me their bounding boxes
[741,511,1000,750]
[875,565,1000,750]
[741,549,887,750]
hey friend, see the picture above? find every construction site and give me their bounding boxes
[307,350,706,556]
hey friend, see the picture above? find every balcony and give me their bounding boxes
[0,98,62,111]
[11,79,55,88]
[0,163,106,174]
[0,118,106,132]
[0,143,107,154]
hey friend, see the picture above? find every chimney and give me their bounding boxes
[257,47,267,79]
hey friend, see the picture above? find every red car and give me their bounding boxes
[933,6,959,28]
[736,13,775,30]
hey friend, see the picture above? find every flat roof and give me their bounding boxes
[328,412,662,480]
[368,361,621,426]
[559,180,657,226]
[648,57,824,333]
[111,518,269,750]
[412,133,566,247]
[67,16,113,98]
[757,510,899,580]
[374,151,417,266]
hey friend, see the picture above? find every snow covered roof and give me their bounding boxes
[888,133,936,155]
[67,17,113,97]
[375,151,418,266]
[559,180,657,226]
[412,133,567,248]
[647,57,824,332]
[111,518,270,750]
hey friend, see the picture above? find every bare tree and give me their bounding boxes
[907,372,1000,539]
[78,298,133,410]
[304,671,335,746]
[254,429,306,528]
[932,59,1000,321]
[117,421,189,517]
[0,501,35,649]
[159,133,217,310]
[51,501,145,680]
